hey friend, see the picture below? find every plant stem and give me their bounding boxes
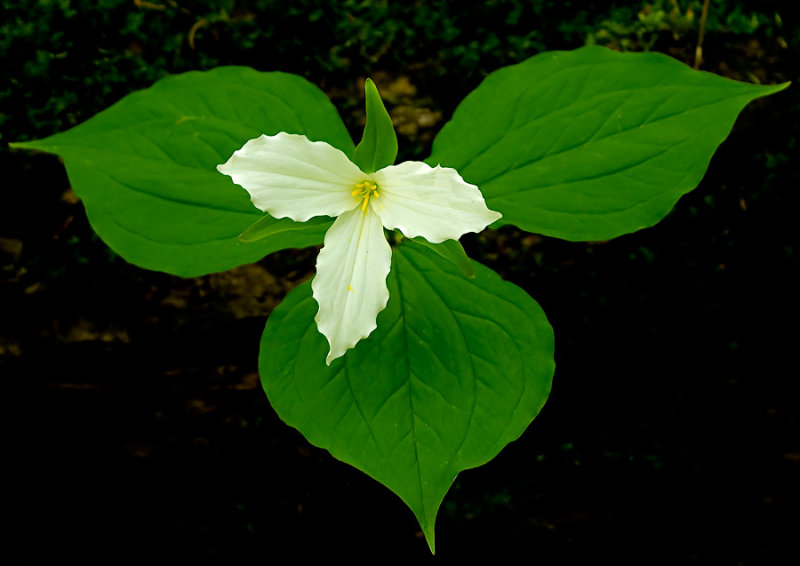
[694,0,711,69]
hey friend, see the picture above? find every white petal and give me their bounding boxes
[217,132,363,221]
[370,161,502,243]
[312,207,392,365]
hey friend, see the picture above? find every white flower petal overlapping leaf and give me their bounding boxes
[218,132,501,364]
[312,207,391,364]
[218,133,363,221]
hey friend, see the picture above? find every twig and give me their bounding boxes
[694,0,711,69]
[188,18,209,50]
[133,0,167,11]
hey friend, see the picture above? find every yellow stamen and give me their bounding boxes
[352,180,379,213]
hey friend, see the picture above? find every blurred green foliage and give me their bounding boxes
[1,0,790,147]
[586,0,786,51]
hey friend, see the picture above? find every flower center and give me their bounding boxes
[351,180,379,212]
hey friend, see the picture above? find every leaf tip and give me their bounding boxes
[362,77,382,108]
[8,140,41,151]
[422,525,436,555]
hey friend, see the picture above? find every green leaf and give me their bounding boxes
[259,242,554,552]
[353,78,398,173]
[11,67,354,277]
[238,215,332,243]
[408,236,476,278]
[428,46,790,241]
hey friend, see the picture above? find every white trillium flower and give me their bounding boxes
[218,132,501,364]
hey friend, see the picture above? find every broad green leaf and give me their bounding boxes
[428,46,790,241]
[353,78,398,173]
[11,67,354,277]
[259,242,554,552]
[408,236,476,278]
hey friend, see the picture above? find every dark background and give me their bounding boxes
[2,0,798,562]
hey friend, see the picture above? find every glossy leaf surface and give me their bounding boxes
[12,67,352,276]
[259,242,555,551]
[428,46,789,240]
